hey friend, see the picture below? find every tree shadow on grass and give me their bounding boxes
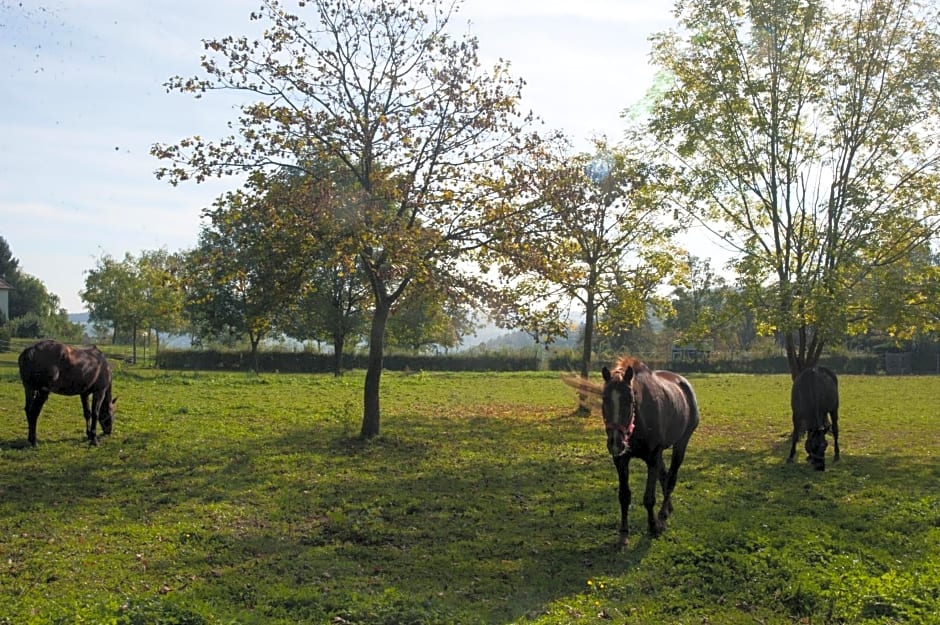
[1,406,935,624]
[131,420,665,623]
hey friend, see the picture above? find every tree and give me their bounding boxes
[185,178,309,370]
[264,160,372,376]
[82,250,185,360]
[854,242,940,343]
[0,236,81,340]
[386,285,476,353]
[666,255,757,354]
[153,0,545,437]
[0,236,20,283]
[137,249,187,353]
[278,253,370,376]
[490,140,683,385]
[647,0,940,377]
[8,273,58,320]
[83,254,139,348]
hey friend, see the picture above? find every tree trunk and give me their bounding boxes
[332,332,345,377]
[577,287,597,414]
[580,290,596,379]
[132,319,138,363]
[249,332,261,372]
[361,300,391,439]
[785,328,824,379]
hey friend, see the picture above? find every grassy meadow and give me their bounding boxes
[0,351,938,624]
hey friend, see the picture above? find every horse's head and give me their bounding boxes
[602,365,635,457]
[100,393,117,436]
[805,429,828,470]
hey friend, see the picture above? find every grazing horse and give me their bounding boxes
[788,366,839,471]
[567,357,699,546]
[18,339,116,446]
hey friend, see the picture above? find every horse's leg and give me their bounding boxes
[644,450,666,537]
[657,459,669,517]
[786,422,799,463]
[831,408,840,462]
[81,393,97,445]
[660,438,690,522]
[613,455,631,547]
[24,389,48,447]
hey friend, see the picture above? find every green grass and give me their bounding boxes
[0,356,937,624]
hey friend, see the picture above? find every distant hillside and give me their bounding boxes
[68,312,90,325]
[470,328,580,352]
[67,313,190,348]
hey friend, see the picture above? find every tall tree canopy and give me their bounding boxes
[153,0,546,437]
[647,0,940,376]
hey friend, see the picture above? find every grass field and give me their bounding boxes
[0,352,937,624]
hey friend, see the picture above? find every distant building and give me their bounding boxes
[671,340,713,363]
[0,277,11,321]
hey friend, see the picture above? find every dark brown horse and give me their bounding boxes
[568,357,699,546]
[18,339,116,446]
[788,366,839,470]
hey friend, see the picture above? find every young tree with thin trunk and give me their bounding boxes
[490,139,683,395]
[153,0,546,437]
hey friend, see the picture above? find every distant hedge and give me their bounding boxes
[657,354,881,375]
[154,349,542,373]
[153,348,891,374]
[548,352,881,375]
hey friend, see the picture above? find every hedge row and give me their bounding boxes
[153,349,893,374]
[154,350,542,373]
[548,353,882,375]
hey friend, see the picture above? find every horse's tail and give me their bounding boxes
[560,374,603,396]
[561,374,604,413]
[677,376,700,434]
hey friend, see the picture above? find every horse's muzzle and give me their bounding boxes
[606,422,630,456]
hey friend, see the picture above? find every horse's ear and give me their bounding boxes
[624,366,634,383]
[602,367,612,382]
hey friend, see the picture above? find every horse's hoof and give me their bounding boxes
[616,533,629,549]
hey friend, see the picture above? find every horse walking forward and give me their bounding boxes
[568,357,699,546]
[18,339,116,446]
[788,366,839,470]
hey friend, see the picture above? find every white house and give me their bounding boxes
[0,277,11,321]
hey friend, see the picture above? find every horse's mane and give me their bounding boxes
[608,356,650,382]
[560,356,651,407]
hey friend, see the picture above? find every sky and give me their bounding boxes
[1,0,676,313]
